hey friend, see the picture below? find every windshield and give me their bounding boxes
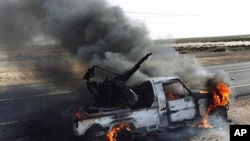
[163,81,189,101]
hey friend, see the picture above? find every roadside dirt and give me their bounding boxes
[195,50,250,66]
[191,96,250,141]
[1,44,250,87]
[0,45,85,87]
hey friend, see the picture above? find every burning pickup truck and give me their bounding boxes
[73,53,231,141]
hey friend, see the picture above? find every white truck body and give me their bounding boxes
[73,77,225,139]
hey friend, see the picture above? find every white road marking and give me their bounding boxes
[0,118,39,126]
[227,68,250,73]
[230,83,250,88]
[0,85,248,126]
[0,91,73,102]
[0,91,73,126]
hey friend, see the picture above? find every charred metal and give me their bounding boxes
[73,53,230,141]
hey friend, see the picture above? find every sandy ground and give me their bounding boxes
[190,96,250,141]
[195,50,250,66]
[0,45,85,87]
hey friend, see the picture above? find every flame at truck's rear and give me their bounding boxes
[192,81,231,128]
[106,123,132,141]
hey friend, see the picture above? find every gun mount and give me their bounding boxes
[83,53,152,108]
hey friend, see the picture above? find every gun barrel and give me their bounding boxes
[122,52,152,82]
[137,52,152,65]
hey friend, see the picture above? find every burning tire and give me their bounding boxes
[106,123,135,141]
[208,107,228,128]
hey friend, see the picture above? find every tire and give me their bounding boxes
[208,107,228,128]
[76,124,105,141]
[115,127,133,141]
[108,123,135,141]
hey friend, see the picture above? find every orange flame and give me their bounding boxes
[211,82,231,108]
[74,107,85,120]
[106,123,132,141]
[193,82,231,128]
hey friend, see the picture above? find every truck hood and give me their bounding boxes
[191,90,210,99]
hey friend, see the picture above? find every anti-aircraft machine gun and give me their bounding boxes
[83,53,152,108]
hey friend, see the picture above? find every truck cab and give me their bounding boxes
[132,77,209,128]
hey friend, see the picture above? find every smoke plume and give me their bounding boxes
[0,1,232,140]
[0,0,230,89]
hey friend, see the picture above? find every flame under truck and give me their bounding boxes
[73,53,229,141]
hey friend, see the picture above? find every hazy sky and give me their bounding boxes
[107,0,250,39]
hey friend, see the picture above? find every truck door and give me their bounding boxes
[163,80,197,122]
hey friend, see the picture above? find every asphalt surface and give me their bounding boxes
[0,83,86,141]
[0,62,250,141]
[205,61,250,98]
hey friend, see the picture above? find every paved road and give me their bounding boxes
[0,62,250,141]
[0,83,87,141]
[205,62,250,98]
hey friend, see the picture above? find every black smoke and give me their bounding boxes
[0,0,230,89]
[0,0,152,85]
[0,0,231,140]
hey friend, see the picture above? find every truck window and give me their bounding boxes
[163,81,187,101]
[131,81,154,109]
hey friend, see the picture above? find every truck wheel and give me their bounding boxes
[115,127,133,141]
[107,123,135,141]
[208,107,228,128]
[77,124,105,141]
